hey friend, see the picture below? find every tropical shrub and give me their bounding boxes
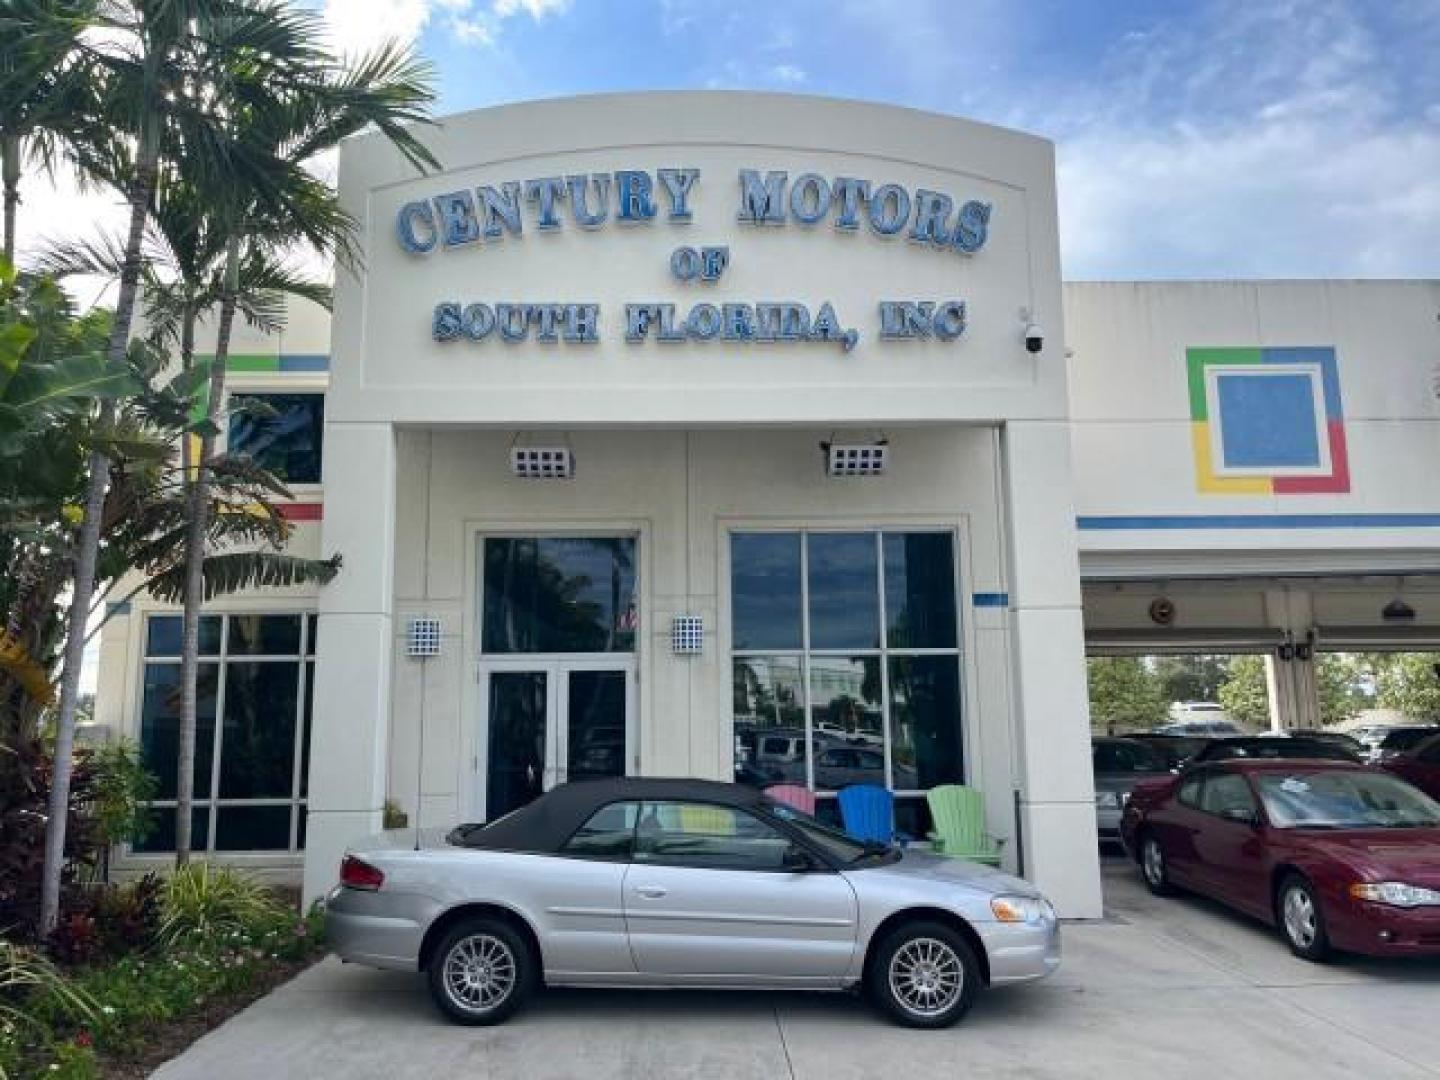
[157,864,284,946]
[0,940,96,1080]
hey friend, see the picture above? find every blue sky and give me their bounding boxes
[316,0,1440,279]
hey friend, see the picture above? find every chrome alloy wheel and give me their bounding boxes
[887,936,965,1018]
[442,933,517,1014]
[1282,886,1318,950]
[1142,838,1165,887]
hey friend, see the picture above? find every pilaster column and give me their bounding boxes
[302,422,397,904]
[1002,421,1103,918]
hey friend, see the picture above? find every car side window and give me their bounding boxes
[1200,773,1258,818]
[560,801,640,861]
[1177,772,1206,808]
[633,801,797,871]
[1421,739,1440,764]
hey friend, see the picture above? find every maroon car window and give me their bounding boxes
[1199,773,1257,817]
[1177,773,1205,808]
[1419,737,1440,764]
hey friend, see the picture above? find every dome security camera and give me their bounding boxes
[1023,322,1044,354]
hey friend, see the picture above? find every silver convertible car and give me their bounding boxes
[327,778,1060,1028]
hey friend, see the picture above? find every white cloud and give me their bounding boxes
[769,63,806,86]
[321,0,570,57]
[492,0,571,18]
[322,0,434,56]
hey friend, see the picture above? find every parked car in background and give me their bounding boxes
[328,778,1060,1028]
[1384,733,1440,802]
[1287,729,1365,755]
[1154,718,1244,737]
[1366,725,1440,764]
[1092,738,1171,842]
[1121,760,1440,960]
[1185,736,1362,767]
[1120,733,1210,770]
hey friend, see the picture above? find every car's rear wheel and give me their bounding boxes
[427,917,534,1025]
[1277,875,1331,962]
[1139,833,1175,896]
[867,920,981,1029]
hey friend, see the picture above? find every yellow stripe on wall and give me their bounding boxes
[1192,423,1271,495]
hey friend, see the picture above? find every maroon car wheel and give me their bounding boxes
[1139,834,1174,896]
[1277,875,1331,962]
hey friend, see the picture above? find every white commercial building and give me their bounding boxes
[94,94,1440,918]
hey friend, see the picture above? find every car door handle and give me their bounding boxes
[633,885,667,899]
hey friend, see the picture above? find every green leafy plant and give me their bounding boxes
[0,940,96,1080]
[79,740,156,849]
[157,864,283,946]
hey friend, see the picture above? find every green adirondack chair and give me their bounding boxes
[926,785,1003,865]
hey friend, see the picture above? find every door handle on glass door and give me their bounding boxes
[633,885,667,899]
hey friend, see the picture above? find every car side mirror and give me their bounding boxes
[783,845,817,872]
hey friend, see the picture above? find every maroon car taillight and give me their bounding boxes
[340,855,384,891]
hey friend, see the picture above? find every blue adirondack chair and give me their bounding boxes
[837,784,899,844]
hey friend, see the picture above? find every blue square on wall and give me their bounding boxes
[1215,372,1321,469]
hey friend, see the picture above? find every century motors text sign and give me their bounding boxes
[396,168,991,352]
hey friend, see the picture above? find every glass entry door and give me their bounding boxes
[479,660,635,821]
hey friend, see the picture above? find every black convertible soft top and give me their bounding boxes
[448,777,771,854]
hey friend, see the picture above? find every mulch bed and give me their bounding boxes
[98,953,323,1080]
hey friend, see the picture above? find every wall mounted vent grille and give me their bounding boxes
[406,617,442,657]
[671,615,704,655]
[826,443,888,477]
[510,447,575,479]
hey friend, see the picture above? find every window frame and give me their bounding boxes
[225,390,326,486]
[133,611,315,856]
[728,527,967,805]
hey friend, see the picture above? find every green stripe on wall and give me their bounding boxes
[1185,346,1262,421]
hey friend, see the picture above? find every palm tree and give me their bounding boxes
[40,0,343,933]
[167,25,436,863]
[0,0,98,265]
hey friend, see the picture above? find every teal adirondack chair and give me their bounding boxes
[926,785,1003,866]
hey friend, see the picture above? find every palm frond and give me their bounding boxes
[146,549,341,603]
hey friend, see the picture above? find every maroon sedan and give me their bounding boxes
[1121,760,1440,960]
[1385,733,1440,802]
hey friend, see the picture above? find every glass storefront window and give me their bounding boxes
[730,533,803,650]
[227,393,325,484]
[733,656,806,786]
[883,532,957,649]
[137,612,313,854]
[807,532,880,649]
[482,537,637,654]
[730,530,965,804]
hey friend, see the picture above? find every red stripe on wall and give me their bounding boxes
[1273,421,1351,494]
[277,502,324,521]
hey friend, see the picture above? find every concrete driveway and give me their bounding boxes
[156,858,1440,1080]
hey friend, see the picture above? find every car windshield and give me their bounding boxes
[1381,728,1440,751]
[1093,740,1166,772]
[1256,771,1440,829]
[763,800,873,864]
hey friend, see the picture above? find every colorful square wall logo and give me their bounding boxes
[1187,346,1349,495]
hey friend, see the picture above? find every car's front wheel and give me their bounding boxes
[867,921,982,1028]
[427,917,535,1025]
[1139,833,1175,896]
[1277,875,1331,962]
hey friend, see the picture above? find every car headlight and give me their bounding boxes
[1348,882,1440,908]
[991,895,1054,924]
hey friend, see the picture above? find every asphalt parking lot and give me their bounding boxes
[156,856,1440,1080]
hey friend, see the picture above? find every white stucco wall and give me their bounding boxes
[1067,280,1440,564]
[305,91,1102,914]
